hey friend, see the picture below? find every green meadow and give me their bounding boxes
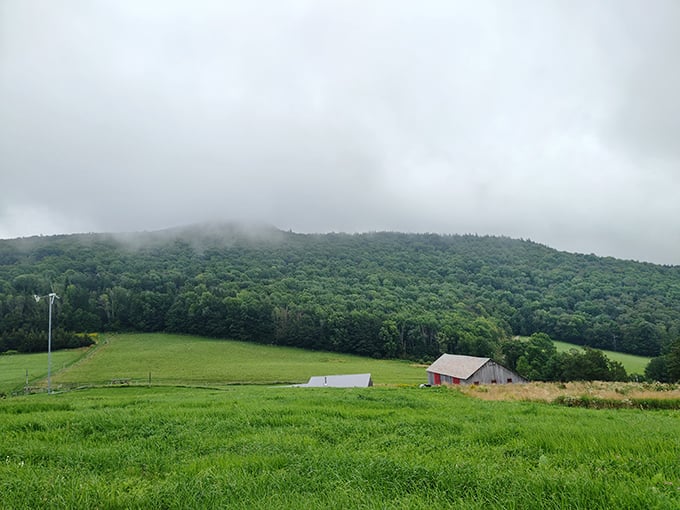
[4,335,654,395]
[1,333,678,509]
[49,333,426,388]
[0,348,90,394]
[1,385,679,509]
[552,340,652,375]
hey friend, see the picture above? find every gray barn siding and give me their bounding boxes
[466,361,526,385]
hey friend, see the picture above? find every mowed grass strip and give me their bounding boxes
[0,386,679,509]
[552,340,651,374]
[51,333,426,387]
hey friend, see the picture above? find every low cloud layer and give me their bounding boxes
[1,1,679,264]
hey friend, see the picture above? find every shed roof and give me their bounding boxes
[426,354,490,380]
[297,373,373,388]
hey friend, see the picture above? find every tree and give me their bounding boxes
[666,339,680,382]
[502,333,556,380]
[549,348,627,382]
[500,339,525,371]
[645,356,670,383]
[379,320,399,358]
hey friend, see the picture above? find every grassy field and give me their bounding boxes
[2,333,679,508]
[10,334,651,393]
[552,340,652,375]
[1,385,679,509]
[0,348,92,394]
[49,333,426,388]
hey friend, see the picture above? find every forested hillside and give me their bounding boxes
[1,223,679,362]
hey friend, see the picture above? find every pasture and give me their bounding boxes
[0,348,91,394]
[48,333,426,389]
[552,339,651,375]
[1,385,679,509]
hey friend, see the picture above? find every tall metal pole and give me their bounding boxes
[47,293,54,394]
[35,292,59,394]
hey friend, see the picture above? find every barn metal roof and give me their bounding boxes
[297,373,373,388]
[426,354,490,380]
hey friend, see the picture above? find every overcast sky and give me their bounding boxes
[1,1,679,264]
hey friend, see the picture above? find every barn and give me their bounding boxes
[426,354,527,385]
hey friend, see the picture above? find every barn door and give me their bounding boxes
[434,373,441,385]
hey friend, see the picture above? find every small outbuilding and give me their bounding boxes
[426,354,526,385]
[296,373,373,388]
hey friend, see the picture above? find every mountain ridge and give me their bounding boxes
[1,223,678,360]
[3,221,675,267]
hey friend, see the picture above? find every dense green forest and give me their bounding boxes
[1,223,679,379]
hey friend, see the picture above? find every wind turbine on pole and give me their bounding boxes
[34,292,60,394]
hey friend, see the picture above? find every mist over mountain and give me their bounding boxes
[2,2,680,265]
[1,223,678,366]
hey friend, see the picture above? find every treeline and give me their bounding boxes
[503,333,627,382]
[0,328,94,354]
[1,224,679,367]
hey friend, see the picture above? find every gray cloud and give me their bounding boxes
[1,1,679,264]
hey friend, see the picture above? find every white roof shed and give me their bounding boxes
[296,373,373,388]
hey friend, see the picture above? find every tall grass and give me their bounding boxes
[459,380,680,403]
[1,386,679,509]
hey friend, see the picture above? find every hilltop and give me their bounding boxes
[1,223,679,363]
